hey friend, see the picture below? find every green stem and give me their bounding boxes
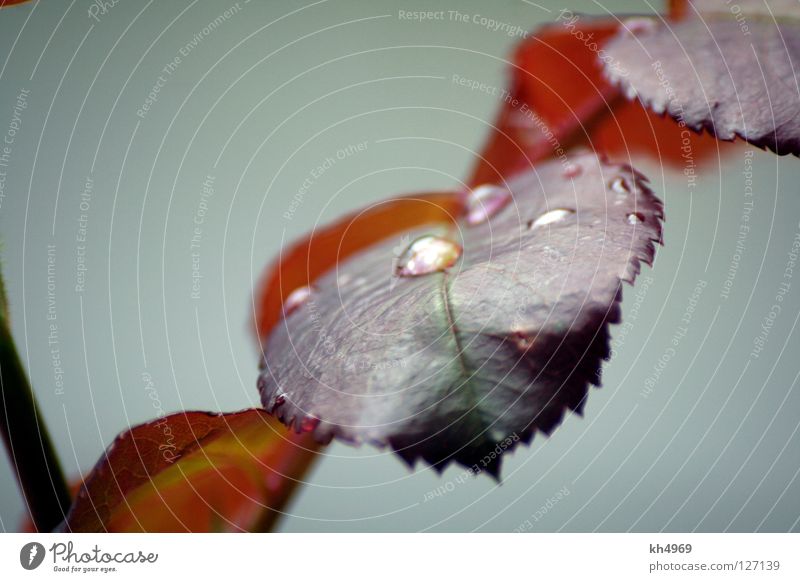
[0,270,70,532]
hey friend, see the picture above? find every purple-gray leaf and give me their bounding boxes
[258,153,663,476]
[603,7,800,155]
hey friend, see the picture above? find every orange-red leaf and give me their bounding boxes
[62,410,319,532]
[471,10,728,186]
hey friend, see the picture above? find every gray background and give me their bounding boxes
[0,0,799,532]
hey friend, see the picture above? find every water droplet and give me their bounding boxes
[300,415,320,433]
[563,162,582,179]
[512,332,533,350]
[528,208,575,230]
[282,285,312,317]
[274,393,286,408]
[465,184,511,225]
[625,17,657,36]
[610,176,631,195]
[396,235,462,277]
[626,212,645,225]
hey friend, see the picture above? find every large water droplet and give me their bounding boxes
[465,184,511,225]
[626,212,645,225]
[528,208,575,230]
[396,235,462,277]
[282,285,312,317]
[610,176,631,195]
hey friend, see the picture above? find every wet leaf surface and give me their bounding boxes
[603,4,800,156]
[259,153,663,476]
[62,410,318,532]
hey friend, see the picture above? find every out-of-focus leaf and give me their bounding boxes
[62,410,318,532]
[688,0,799,17]
[603,3,800,156]
[259,153,662,476]
[0,0,34,7]
[470,13,725,186]
[255,193,464,341]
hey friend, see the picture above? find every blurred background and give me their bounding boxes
[1,0,799,532]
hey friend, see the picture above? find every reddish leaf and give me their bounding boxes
[259,153,663,476]
[255,192,464,340]
[471,10,726,186]
[62,410,319,532]
[603,5,800,156]
[0,0,34,7]
[471,19,619,185]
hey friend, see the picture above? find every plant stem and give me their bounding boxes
[0,272,71,532]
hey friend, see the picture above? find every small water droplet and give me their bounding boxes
[465,184,511,225]
[274,393,286,408]
[625,17,657,36]
[563,162,582,179]
[626,212,645,225]
[528,208,575,229]
[300,415,320,433]
[396,235,462,277]
[610,176,631,195]
[512,331,533,350]
[282,285,312,317]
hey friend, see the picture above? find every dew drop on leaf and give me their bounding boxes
[465,184,512,225]
[300,415,320,433]
[623,17,657,36]
[395,235,462,277]
[528,208,575,229]
[626,212,645,225]
[610,176,632,195]
[282,286,313,317]
[563,162,582,179]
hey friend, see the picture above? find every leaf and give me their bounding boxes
[62,410,319,532]
[603,2,800,156]
[259,153,663,476]
[0,0,34,7]
[470,12,725,186]
[470,18,620,185]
